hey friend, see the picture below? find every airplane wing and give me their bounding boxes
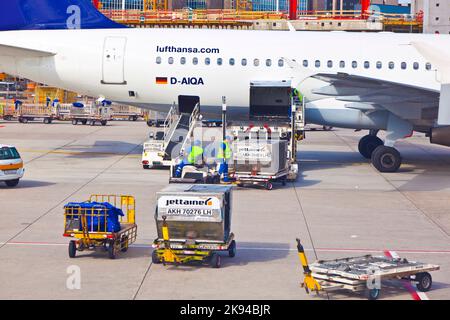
[0,43,55,57]
[311,73,440,122]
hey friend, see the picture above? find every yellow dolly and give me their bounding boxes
[152,216,236,268]
[63,195,137,259]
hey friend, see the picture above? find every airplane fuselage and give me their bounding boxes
[1,28,449,130]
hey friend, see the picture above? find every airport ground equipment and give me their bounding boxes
[227,81,304,190]
[16,104,56,124]
[296,240,440,300]
[110,104,142,121]
[142,131,171,168]
[169,164,221,184]
[63,195,137,259]
[69,104,111,126]
[152,185,235,268]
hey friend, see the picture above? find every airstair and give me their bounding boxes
[162,103,201,161]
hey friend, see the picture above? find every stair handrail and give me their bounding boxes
[163,103,179,145]
[179,103,201,157]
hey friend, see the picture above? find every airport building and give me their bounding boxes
[411,0,450,34]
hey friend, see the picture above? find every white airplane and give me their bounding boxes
[1,0,450,173]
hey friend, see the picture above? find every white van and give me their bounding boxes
[0,145,24,187]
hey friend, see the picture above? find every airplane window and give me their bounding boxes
[180,57,186,65]
[303,60,308,67]
[266,59,272,67]
[352,61,357,68]
[205,57,211,65]
[278,59,284,67]
[229,58,235,66]
[389,62,395,69]
[168,57,174,65]
[156,56,162,64]
[242,58,247,66]
[376,61,382,69]
[426,62,432,70]
[364,61,370,69]
[193,57,198,65]
[413,62,419,70]
[401,62,407,70]
[339,61,345,68]
[217,58,223,66]
[327,60,333,68]
[254,59,260,66]
[315,60,320,68]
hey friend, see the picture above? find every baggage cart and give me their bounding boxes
[229,139,289,190]
[296,239,440,300]
[152,185,236,268]
[69,105,111,126]
[17,104,55,124]
[63,195,137,259]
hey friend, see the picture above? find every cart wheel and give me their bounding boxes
[81,119,87,125]
[22,118,28,124]
[120,236,129,252]
[101,120,107,126]
[366,288,380,300]
[72,119,78,125]
[228,240,237,258]
[152,250,162,264]
[210,253,221,268]
[108,240,117,259]
[265,182,273,191]
[416,272,432,292]
[68,241,77,258]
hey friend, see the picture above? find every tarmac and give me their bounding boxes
[0,119,449,300]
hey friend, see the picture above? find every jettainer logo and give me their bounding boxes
[165,197,213,207]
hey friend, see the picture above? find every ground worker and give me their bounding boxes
[175,140,204,178]
[217,136,232,182]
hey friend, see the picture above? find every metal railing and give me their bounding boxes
[163,102,180,146]
[179,103,201,157]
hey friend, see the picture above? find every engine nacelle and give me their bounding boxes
[430,126,450,147]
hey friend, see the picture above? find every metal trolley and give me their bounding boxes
[63,195,137,259]
[152,216,236,268]
[296,239,440,300]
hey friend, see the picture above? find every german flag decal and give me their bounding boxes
[156,77,168,85]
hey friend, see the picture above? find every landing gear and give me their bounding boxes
[358,135,384,159]
[371,146,402,173]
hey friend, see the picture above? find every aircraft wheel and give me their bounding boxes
[371,146,402,173]
[358,135,384,159]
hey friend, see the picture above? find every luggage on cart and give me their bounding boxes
[63,195,137,259]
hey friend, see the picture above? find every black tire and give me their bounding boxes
[43,118,49,124]
[358,135,384,159]
[152,250,161,264]
[265,182,273,191]
[120,236,129,253]
[68,240,77,258]
[81,119,87,125]
[143,165,150,169]
[366,288,381,300]
[146,120,153,127]
[72,119,78,125]
[210,253,221,268]
[22,118,28,124]
[416,272,432,292]
[228,240,236,258]
[5,179,19,187]
[371,146,402,173]
[101,120,107,126]
[322,126,333,131]
[108,240,117,259]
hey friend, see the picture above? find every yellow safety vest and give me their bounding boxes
[217,141,232,160]
[187,146,204,164]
